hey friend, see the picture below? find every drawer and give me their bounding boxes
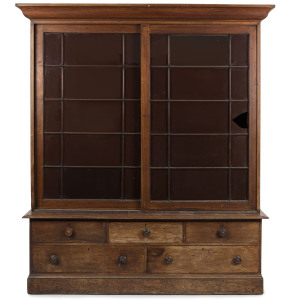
[147,246,260,274]
[31,220,107,243]
[186,221,260,245]
[109,222,183,243]
[31,245,145,273]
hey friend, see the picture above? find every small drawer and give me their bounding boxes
[31,245,145,273]
[109,222,183,243]
[186,221,260,245]
[147,246,260,274]
[31,220,107,243]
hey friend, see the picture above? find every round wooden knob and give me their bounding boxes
[165,255,173,264]
[233,256,242,265]
[142,228,150,237]
[65,227,73,237]
[119,255,127,265]
[49,254,58,265]
[217,226,227,238]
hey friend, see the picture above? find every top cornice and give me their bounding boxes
[16,4,275,22]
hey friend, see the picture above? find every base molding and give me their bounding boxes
[28,274,263,295]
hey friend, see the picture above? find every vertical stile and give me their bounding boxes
[228,35,232,201]
[141,25,151,208]
[121,34,125,200]
[60,33,64,199]
[167,35,171,202]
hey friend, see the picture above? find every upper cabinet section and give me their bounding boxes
[16,4,274,23]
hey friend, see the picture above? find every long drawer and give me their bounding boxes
[31,245,146,273]
[147,246,260,274]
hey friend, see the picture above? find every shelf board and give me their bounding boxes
[23,209,268,220]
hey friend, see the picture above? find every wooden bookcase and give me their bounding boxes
[17,4,274,295]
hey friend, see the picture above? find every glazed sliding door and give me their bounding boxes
[144,25,257,210]
[36,25,141,209]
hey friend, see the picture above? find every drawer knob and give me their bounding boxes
[49,254,58,265]
[165,255,173,264]
[233,256,242,265]
[119,255,127,265]
[217,226,227,238]
[142,228,150,237]
[64,227,73,237]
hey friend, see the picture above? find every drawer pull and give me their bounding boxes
[119,255,127,265]
[142,228,150,237]
[217,226,227,238]
[233,256,242,265]
[49,254,58,265]
[64,227,73,237]
[165,255,173,264]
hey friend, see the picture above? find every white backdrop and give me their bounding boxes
[0,0,288,298]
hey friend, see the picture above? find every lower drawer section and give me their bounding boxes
[147,246,260,274]
[31,245,145,273]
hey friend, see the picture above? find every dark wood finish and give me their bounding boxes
[31,244,146,273]
[147,245,260,274]
[31,220,107,243]
[16,4,274,22]
[109,222,183,243]
[185,221,260,245]
[17,4,273,295]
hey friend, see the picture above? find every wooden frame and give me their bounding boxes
[32,23,259,211]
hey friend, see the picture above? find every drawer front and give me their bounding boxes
[31,245,145,273]
[109,222,183,243]
[31,220,107,243]
[186,221,260,244]
[148,246,259,274]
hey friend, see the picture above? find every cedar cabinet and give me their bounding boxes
[17,4,274,295]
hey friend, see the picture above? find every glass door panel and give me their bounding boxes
[40,27,140,209]
[149,28,253,210]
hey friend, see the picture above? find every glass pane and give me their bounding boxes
[63,168,121,199]
[171,102,228,133]
[171,136,228,167]
[170,35,229,66]
[125,135,140,166]
[231,101,248,133]
[151,68,167,100]
[150,35,168,66]
[125,101,140,133]
[63,67,122,99]
[231,68,248,100]
[44,167,61,198]
[63,101,122,132]
[170,67,229,100]
[44,134,61,165]
[44,67,61,98]
[151,102,167,133]
[151,170,168,200]
[63,135,122,166]
[124,168,140,199]
[125,34,140,65]
[171,169,228,200]
[44,33,61,65]
[231,169,248,200]
[44,101,61,132]
[151,136,168,167]
[231,136,248,167]
[64,33,122,65]
[125,67,140,99]
[231,35,248,66]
